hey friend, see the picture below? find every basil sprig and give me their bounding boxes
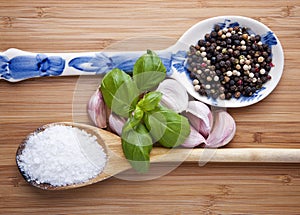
[133,50,166,92]
[101,68,139,118]
[144,106,190,148]
[100,50,190,173]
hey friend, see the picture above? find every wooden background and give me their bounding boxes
[1,0,300,214]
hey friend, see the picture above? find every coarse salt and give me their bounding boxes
[17,125,107,187]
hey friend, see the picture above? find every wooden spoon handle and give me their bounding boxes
[151,148,300,163]
[191,148,300,163]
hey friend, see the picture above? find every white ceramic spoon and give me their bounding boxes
[16,122,300,190]
[1,16,284,107]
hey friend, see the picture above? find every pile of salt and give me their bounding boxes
[17,125,107,186]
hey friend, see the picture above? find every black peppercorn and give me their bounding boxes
[265,65,271,72]
[231,34,239,40]
[225,60,231,67]
[216,54,223,61]
[245,86,252,95]
[255,35,261,42]
[233,50,240,57]
[233,40,240,46]
[225,92,232,99]
[211,57,217,64]
[219,61,226,67]
[265,56,272,63]
[198,40,205,47]
[211,31,217,38]
[229,80,235,86]
[251,44,258,51]
[205,33,211,41]
[214,24,221,32]
[226,38,232,44]
[220,41,227,47]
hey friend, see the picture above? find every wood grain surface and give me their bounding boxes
[0,0,300,214]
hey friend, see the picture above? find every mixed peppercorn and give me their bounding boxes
[187,24,273,100]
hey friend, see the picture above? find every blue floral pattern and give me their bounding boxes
[0,50,187,82]
[0,54,65,81]
[68,51,186,77]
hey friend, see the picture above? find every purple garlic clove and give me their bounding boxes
[108,112,126,136]
[156,79,188,113]
[87,89,107,128]
[206,110,236,148]
[182,101,213,138]
[181,126,207,148]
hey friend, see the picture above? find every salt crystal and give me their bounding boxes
[17,125,107,186]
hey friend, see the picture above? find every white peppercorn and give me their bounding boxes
[226,71,233,77]
[260,68,266,75]
[258,56,264,63]
[249,72,255,78]
[193,79,199,85]
[201,52,207,57]
[206,76,212,82]
[194,85,201,91]
[213,76,219,82]
[243,65,249,71]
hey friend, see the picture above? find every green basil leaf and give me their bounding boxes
[144,106,190,148]
[133,50,166,92]
[100,68,139,118]
[121,118,153,173]
[137,91,162,112]
[126,105,144,129]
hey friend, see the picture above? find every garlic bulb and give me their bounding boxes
[181,126,206,148]
[156,78,188,113]
[109,113,126,136]
[206,110,236,148]
[87,89,107,128]
[182,101,213,138]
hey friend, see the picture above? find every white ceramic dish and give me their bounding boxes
[169,16,284,107]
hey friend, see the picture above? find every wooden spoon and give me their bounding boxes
[16,122,300,190]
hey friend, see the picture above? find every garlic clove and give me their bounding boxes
[108,112,126,136]
[182,101,213,138]
[206,110,236,148]
[156,78,188,113]
[181,126,207,148]
[87,89,107,128]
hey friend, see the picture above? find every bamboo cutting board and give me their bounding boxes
[1,0,300,214]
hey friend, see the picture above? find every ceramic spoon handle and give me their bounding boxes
[0,48,184,82]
